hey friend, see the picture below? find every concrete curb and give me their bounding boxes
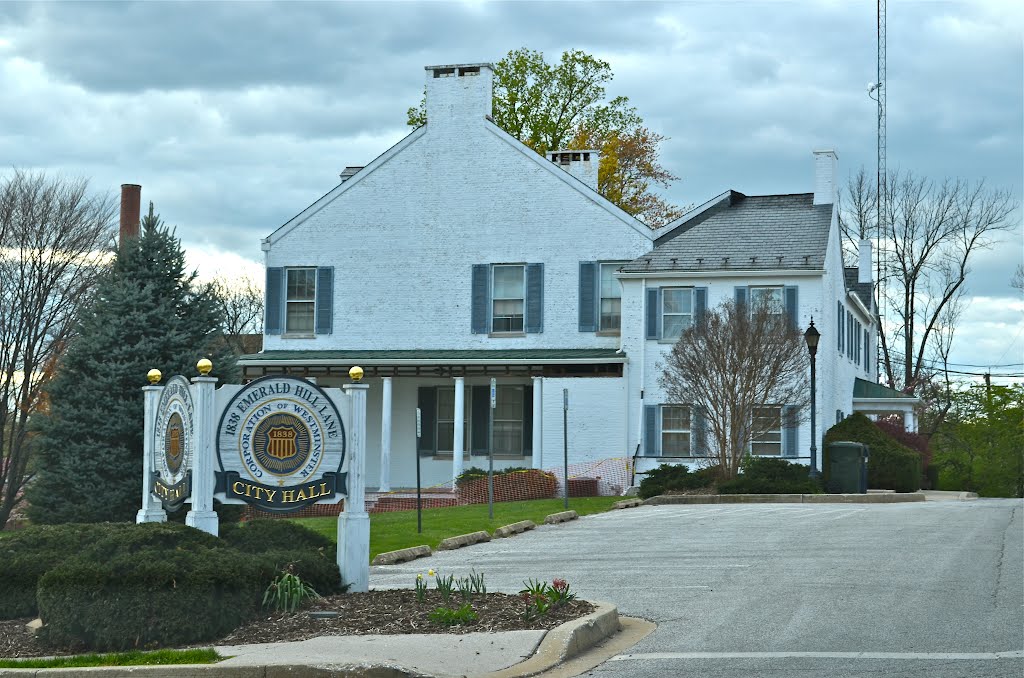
[612,499,643,509]
[493,520,536,538]
[543,510,578,525]
[371,545,432,566]
[481,601,620,678]
[644,492,926,505]
[436,530,491,550]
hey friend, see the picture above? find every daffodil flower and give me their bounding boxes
[428,569,435,577]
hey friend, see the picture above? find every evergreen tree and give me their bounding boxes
[28,207,237,524]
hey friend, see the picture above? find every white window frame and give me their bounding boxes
[749,286,784,315]
[599,262,625,332]
[661,288,694,341]
[751,406,783,456]
[285,267,317,334]
[491,264,525,334]
[661,405,691,456]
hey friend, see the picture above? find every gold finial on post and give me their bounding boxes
[197,358,213,376]
[147,368,162,385]
[349,366,364,382]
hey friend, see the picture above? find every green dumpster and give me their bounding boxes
[824,441,869,494]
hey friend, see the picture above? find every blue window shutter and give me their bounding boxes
[525,263,544,333]
[837,301,843,353]
[578,262,598,332]
[784,286,799,330]
[417,387,437,457]
[694,287,708,326]
[470,385,490,455]
[315,267,334,334]
[692,405,708,457]
[864,329,870,372]
[782,405,798,457]
[523,385,533,452]
[735,286,748,312]
[265,267,283,335]
[644,405,660,456]
[471,265,490,334]
[645,287,659,339]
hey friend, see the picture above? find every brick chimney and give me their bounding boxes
[812,149,838,206]
[550,150,600,191]
[119,184,141,246]
[424,63,493,131]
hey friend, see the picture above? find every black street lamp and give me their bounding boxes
[804,319,821,479]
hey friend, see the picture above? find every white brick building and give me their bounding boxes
[239,62,917,492]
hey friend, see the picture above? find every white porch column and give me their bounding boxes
[903,409,918,433]
[379,377,392,492]
[532,376,543,469]
[453,376,465,483]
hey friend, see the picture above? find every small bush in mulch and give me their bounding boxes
[637,464,720,499]
[718,457,823,495]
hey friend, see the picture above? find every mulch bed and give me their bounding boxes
[0,590,594,658]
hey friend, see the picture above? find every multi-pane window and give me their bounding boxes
[750,286,784,314]
[493,385,525,455]
[492,265,525,333]
[751,406,782,456]
[599,263,622,331]
[436,388,469,454]
[285,268,316,333]
[661,406,691,456]
[661,288,693,340]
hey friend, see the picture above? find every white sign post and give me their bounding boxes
[137,374,167,523]
[338,371,370,592]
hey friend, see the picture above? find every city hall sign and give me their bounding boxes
[215,376,346,512]
[152,375,193,511]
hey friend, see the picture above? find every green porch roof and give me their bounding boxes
[239,349,626,364]
[853,378,916,400]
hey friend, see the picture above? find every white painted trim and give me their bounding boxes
[239,357,627,367]
[483,121,655,241]
[852,396,920,408]
[266,126,429,246]
[847,290,873,321]
[453,376,465,482]
[379,377,392,492]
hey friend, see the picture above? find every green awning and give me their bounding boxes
[853,378,916,400]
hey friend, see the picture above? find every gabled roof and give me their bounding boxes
[620,192,832,274]
[844,267,875,311]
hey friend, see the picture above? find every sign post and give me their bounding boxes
[186,359,219,536]
[338,367,370,592]
[563,388,569,510]
[137,370,168,524]
[488,378,496,520]
[415,407,422,534]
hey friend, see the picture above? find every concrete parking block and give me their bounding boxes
[371,545,432,565]
[544,510,579,524]
[493,520,536,538]
[436,530,491,550]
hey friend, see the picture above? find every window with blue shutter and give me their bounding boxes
[782,405,798,457]
[692,405,708,456]
[644,405,659,456]
[265,267,283,335]
[578,262,598,332]
[471,265,490,334]
[735,286,748,312]
[837,301,844,353]
[525,263,544,333]
[784,286,799,329]
[645,288,660,340]
[315,266,333,335]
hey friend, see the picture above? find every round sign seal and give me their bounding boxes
[215,376,345,513]
[155,375,194,487]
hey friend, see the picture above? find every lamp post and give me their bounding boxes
[804,319,821,479]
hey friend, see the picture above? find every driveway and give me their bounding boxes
[371,499,1023,678]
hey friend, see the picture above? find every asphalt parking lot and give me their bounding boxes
[371,499,1024,678]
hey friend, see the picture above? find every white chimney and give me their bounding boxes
[813,149,838,205]
[858,238,873,284]
[549,150,600,191]
[424,63,493,129]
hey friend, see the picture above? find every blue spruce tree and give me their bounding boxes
[28,206,237,523]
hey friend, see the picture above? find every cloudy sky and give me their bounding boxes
[1,1,1021,381]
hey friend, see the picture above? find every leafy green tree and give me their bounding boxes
[932,383,1023,497]
[407,48,682,227]
[27,206,237,524]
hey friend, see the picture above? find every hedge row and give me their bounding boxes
[824,413,922,493]
[718,457,823,495]
[638,464,718,499]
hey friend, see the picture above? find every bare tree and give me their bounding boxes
[658,296,810,479]
[1012,264,1024,292]
[840,169,1017,394]
[209,274,263,355]
[0,171,115,528]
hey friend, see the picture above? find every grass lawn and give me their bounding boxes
[0,648,222,669]
[291,496,622,561]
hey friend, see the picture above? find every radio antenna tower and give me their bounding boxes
[868,0,887,379]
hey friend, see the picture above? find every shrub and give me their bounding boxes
[637,464,719,499]
[37,547,264,651]
[824,413,922,492]
[221,519,335,558]
[717,457,823,495]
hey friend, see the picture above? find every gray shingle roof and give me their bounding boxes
[621,192,832,273]
[844,268,875,311]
